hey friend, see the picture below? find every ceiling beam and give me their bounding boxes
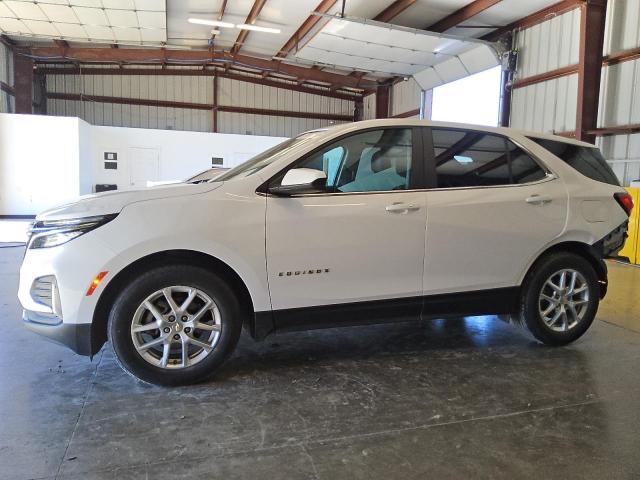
[231,0,268,56]
[482,0,584,41]
[36,66,361,101]
[373,0,417,23]
[45,92,355,121]
[277,0,338,58]
[0,34,15,49]
[218,0,228,20]
[28,46,377,90]
[427,0,502,33]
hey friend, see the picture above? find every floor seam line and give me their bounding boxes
[53,349,104,480]
[49,397,604,477]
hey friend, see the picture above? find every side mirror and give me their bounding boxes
[269,168,328,196]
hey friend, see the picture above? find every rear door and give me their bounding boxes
[423,128,568,295]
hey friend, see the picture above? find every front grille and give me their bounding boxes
[30,276,61,317]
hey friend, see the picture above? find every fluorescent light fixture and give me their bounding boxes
[188,18,235,28]
[236,24,281,34]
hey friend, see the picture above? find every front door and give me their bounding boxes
[265,127,427,323]
[423,128,567,295]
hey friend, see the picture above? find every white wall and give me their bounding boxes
[89,125,285,189]
[0,113,287,215]
[0,113,82,215]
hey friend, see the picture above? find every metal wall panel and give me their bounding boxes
[510,74,578,134]
[363,93,376,120]
[0,42,11,85]
[0,42,13,113]
[390,78,421,117]
[604,0,640,55]
[515,9,581,79]
[597,133,640,186]
[599,58,640,127]
[45,69,355,137]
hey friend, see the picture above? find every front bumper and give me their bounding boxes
[23,310,92,356]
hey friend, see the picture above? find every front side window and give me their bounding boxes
[289,128,413,193]
[432,129,547,188]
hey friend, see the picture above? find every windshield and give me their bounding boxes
[214,131,325,182]
[187,168,228,184]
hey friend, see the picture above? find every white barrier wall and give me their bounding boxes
[0,113,287,215]
[0,114,82,216]
[89,125,286,190]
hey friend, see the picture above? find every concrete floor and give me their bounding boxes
[1,247,639,480]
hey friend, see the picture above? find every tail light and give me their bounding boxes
[614,192,634,216]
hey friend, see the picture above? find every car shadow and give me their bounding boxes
[217,315,544,380]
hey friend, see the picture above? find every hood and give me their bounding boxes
[37,182,222,221]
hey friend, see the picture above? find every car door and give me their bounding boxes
[423,128,567,296]
[265,127,427,325]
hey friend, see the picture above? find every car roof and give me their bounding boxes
[310,119,595,148]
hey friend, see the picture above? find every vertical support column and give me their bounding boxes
[353,97,363,121]
[375,84,390,119]
[498,68,512,127]
[212,74,218,133]
[13,48,33,114]
[498,33,514,128]
[419,90,433,120]
[576,0,608,143]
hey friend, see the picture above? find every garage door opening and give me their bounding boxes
[431,66,502,127]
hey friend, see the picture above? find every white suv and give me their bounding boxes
[18,120,633,386]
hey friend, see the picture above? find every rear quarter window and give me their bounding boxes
[529,137,620,186]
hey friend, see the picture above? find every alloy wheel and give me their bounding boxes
[130,286,222,369]
[538,269,590,332]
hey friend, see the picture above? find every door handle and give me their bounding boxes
[526,194,552,205]
[385,202,420,213]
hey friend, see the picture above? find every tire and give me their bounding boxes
[108,264,243,386]
[519,252,600,346]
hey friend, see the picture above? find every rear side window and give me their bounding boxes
[431,129,547,188]
[529,138,620,186]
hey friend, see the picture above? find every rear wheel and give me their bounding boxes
[519,252,600,346]
[108,265,243,386]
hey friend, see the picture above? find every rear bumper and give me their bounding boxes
[23,310,92,356]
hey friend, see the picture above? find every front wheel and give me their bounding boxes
[519,252,600,346]
[108,265,243,386]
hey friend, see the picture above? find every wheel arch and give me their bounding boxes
[522,241,608,298]
[90,249,255,356]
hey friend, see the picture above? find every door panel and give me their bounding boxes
[266,192,427,310]
[423,180,567,294]
[265,127,427,312]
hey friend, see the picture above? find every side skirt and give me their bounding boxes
[250,287,520,341]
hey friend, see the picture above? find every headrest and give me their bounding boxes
[371,150,391,172]
[395,157,409,175]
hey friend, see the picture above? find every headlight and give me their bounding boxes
[28,214,118,249]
